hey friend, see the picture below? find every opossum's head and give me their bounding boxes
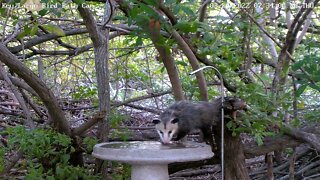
[152,117,179,144]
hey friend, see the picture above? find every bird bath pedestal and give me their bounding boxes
[92,141,214,180]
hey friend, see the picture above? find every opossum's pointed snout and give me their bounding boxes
[161,140,171,145]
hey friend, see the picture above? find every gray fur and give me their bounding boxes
[157,101,219,145]
[160,101,218,130]
[155,97,246,148]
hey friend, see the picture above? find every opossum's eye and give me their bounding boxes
[152,119,161,124]
[168,131,172,134]
[159,131,164,134]
[171,118,179,124]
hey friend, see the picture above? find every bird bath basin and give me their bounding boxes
[92,141,214,180]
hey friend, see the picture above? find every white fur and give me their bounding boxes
[155,121,178,144]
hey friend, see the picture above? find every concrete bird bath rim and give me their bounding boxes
[92,141,214,180]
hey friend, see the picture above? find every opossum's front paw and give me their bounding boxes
[171,141,179,144]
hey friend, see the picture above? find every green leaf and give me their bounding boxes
[139,3,158,17]
[256,92,268,97]
[42,24,65,36]
[129,6,139,19]
[0,8,6,17]
[309,83,320,92]
[143,0,157,6]
[134,14,151,27]
[38,9,47,16]
[135,37,143,46]
[295,84,307,97]
[113,15,126,21]
[313,75,320,82]
[176,60,188,66]
[17,27,31,39]
[30,25,39,36]
[128,16,133,26]
[255,134,264,146]
[259,74,271,82]
[180,6,195,16]
[47,176,55,180]
[295,73,309,79]
[160,66,165,73]
[174,21,197,33]
[226,121,234,129]
[164,0,176,5]
[61,154,70,164]
[173,4,181,14]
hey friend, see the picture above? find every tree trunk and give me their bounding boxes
[212,97,250,179]
[148,19,185,101]
[77,4,111,176]
[224,132,250,180]
[213,123,250,180]
[171,29,208,101]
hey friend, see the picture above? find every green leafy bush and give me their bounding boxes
[0,147,5,172]
[3,126,100,179]
[83,137,98,153]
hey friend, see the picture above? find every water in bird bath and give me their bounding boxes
[101,141,200,149]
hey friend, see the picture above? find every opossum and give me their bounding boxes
[152,97,247,146]
[152,101,218,146]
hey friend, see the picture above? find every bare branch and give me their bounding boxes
[0,64,35,128]
[197,0,212,37]
[255,0,278,61]
[72,111,106,136]
[113,90,171,107]
[3,23,20,45]
[0,43,71,135]
[8,29,88,54]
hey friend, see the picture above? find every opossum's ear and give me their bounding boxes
[171,118,179,124]
[173,110,181,116]
[152,119,161,124]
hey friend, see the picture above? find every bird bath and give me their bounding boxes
[92,141,214,180]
